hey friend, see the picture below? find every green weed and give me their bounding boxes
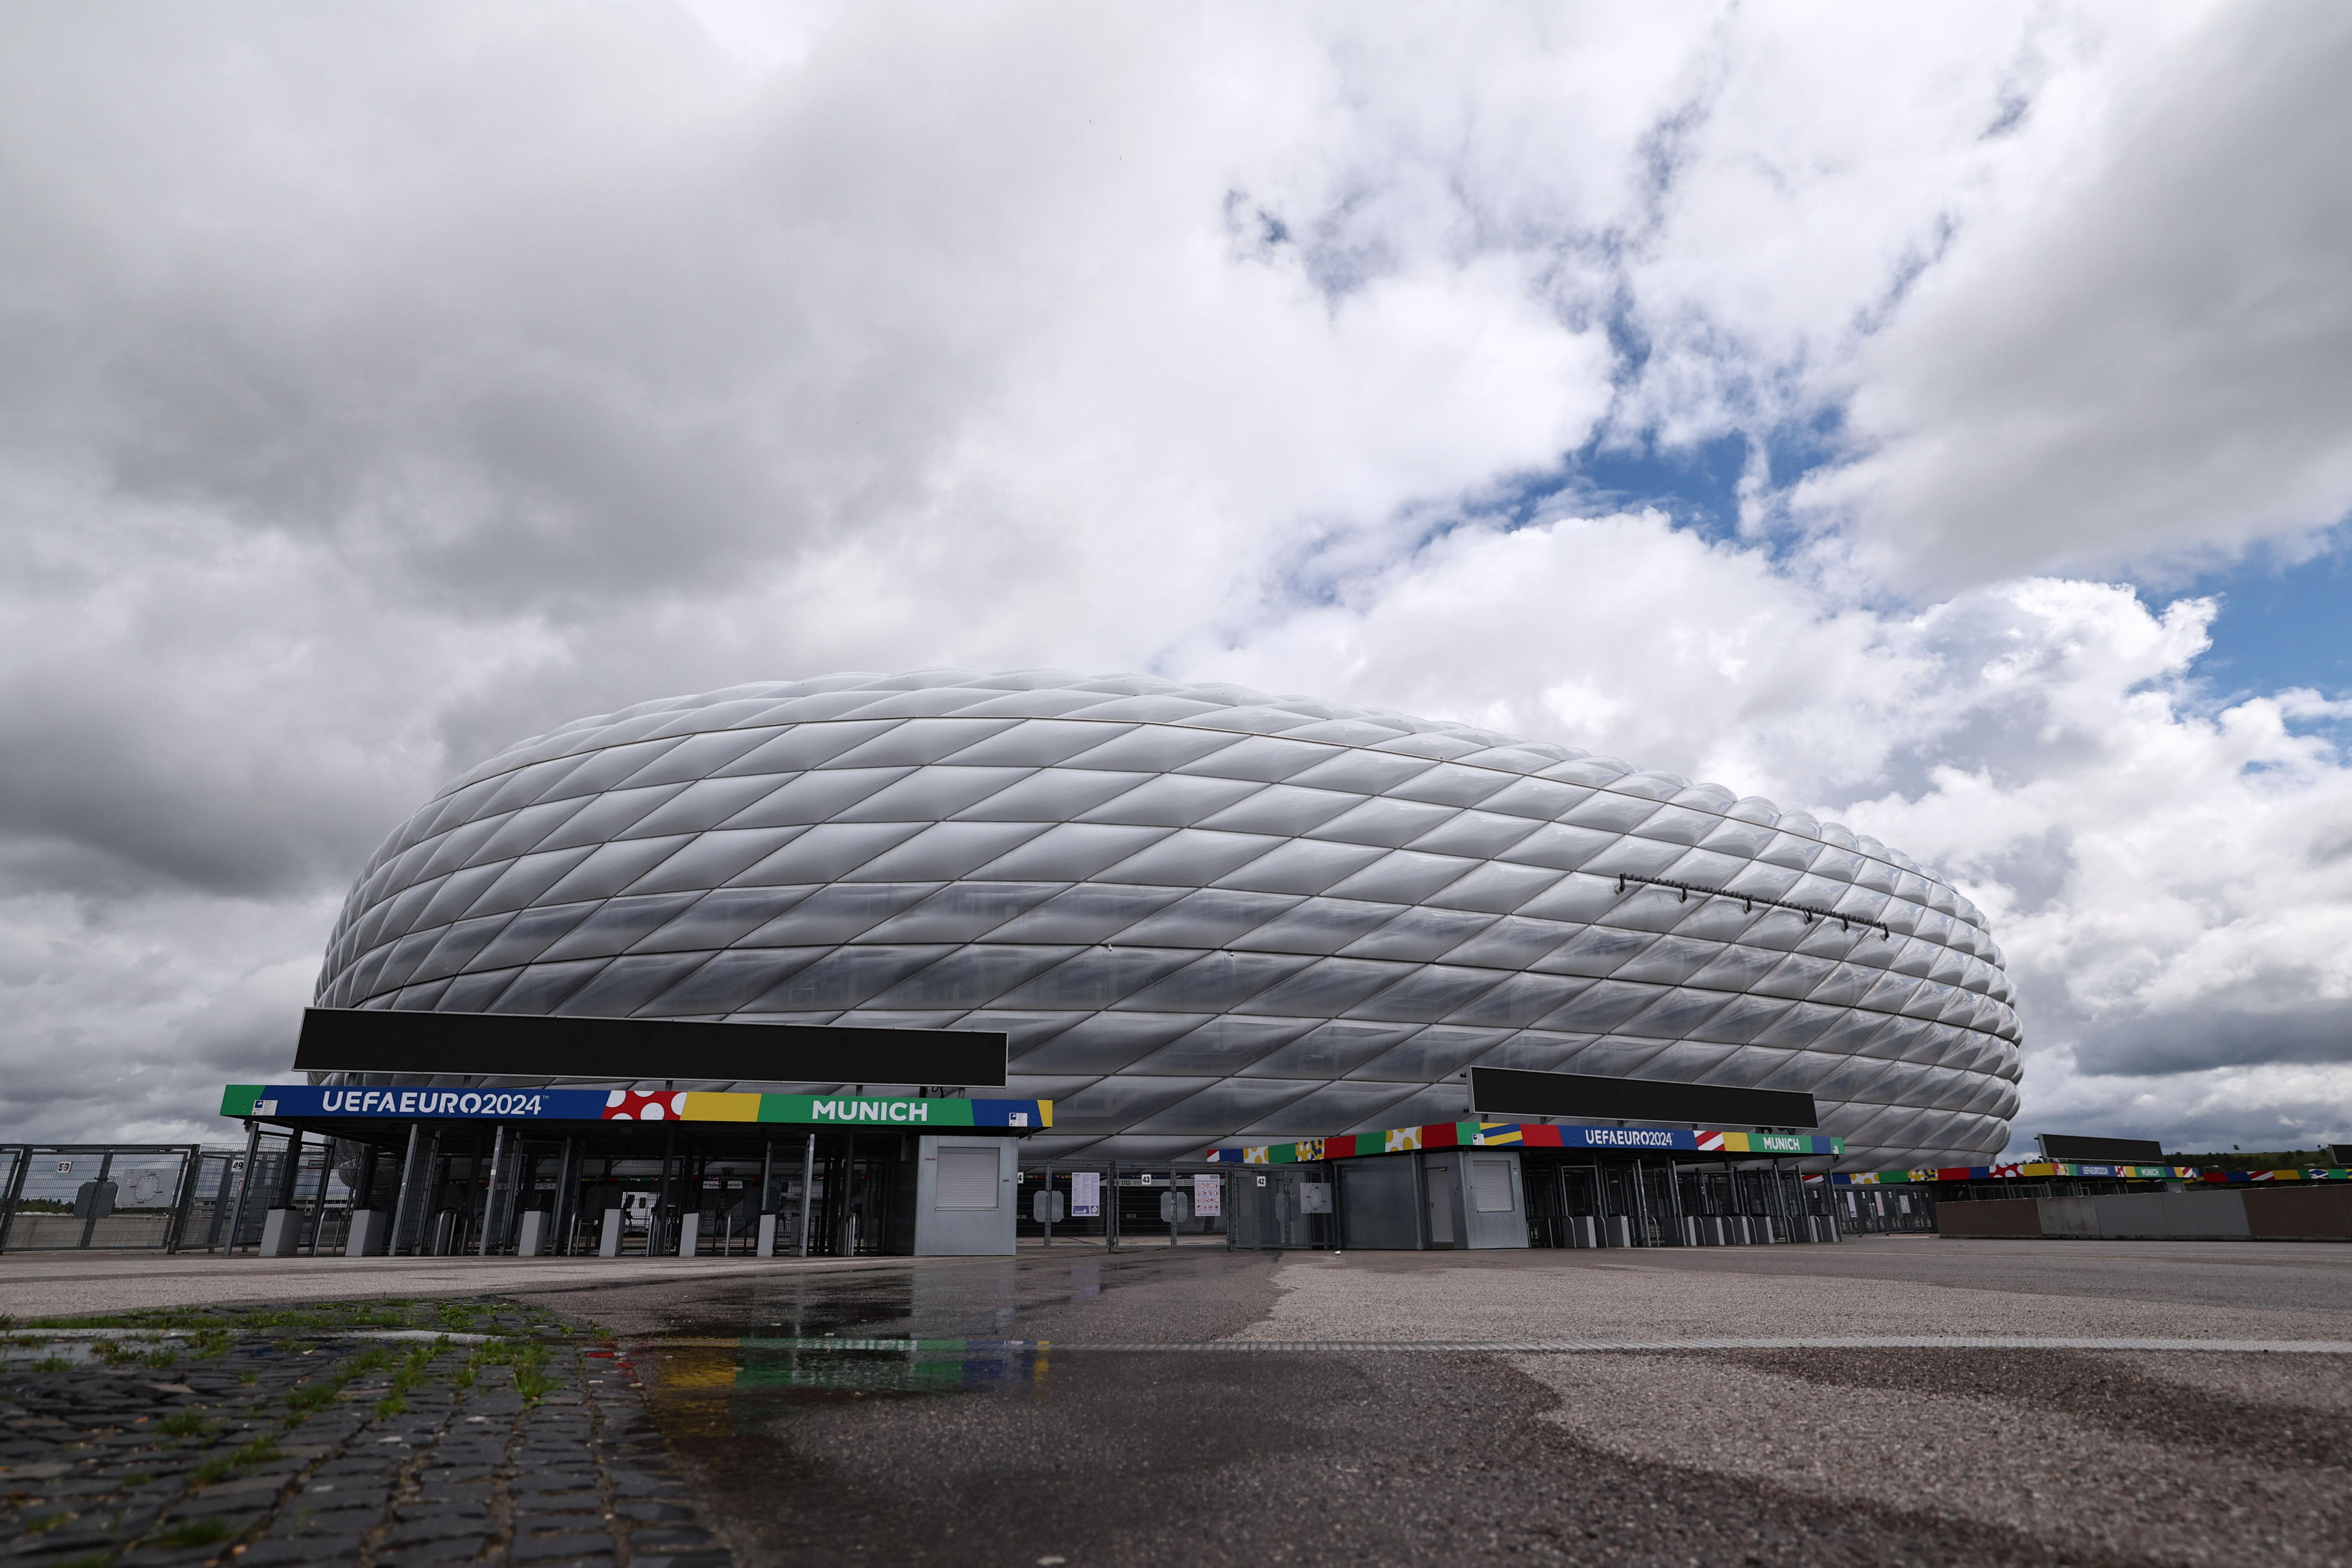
[157,1410,213,1437]
[510,1342,557,1404]
[282,1384,336,1419]
[155,1516,237,1548]
[190,1434,281,1487]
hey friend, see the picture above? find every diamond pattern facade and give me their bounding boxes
[314,671,2023,1168]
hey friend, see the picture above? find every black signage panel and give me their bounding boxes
[1468,1066,1817,1129]
[294,1008,1007,1087]
[2331,1144,2352,1167]
[2035,1133,2165,1163]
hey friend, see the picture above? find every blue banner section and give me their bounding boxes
[246,1085,613,1120]
[1554,1127,1700,1151]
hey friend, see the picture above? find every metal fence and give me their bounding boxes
[1834,1184,1938,1235]
[0,1145,240,1252]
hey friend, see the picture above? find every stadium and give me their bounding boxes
[313,670,2022,1175]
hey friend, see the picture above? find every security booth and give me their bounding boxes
[1207,1067,1844,1250]
[215,1008,1041,1259]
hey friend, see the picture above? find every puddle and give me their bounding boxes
[638,1336,1049,1403]
[631,1252,1237,1444]
[1,1335,189,1369]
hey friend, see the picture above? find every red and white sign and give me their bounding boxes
[604,1090,688,1121]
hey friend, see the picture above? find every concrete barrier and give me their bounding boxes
[2088,1191,2249,1239]
[2038,1196,2100,1237]
[1936,1198,2043,1237]
[1933,1186,2351,1241]
[2245,1186,2352,1240]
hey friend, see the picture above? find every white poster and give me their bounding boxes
[1192,1173,1222,1218]
[1070,1170,1101,1218]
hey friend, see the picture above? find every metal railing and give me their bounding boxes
[0,1145,233,1253]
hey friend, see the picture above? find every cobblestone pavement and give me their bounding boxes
[0,1300,730,1568]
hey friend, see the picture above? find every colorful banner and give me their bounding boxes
[222,1084,1050,1129]
[1831,1163,2352,1186]
[1208,1120,1843,1165]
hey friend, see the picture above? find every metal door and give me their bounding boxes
[1459,1151,1530,1250]
[1424,1157,1459,1246]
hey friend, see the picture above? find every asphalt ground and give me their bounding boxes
[8,1239,2350,1565]
[555,1239,2352,1568]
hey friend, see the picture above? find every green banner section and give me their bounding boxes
[221,1084,264,1117]
[1747,1133,1816,1154]
[758,1094,977,1127]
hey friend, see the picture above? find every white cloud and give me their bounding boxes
[1796,6,2352,586]
[1195,513,2352,1150]
[0,2,2347,1155]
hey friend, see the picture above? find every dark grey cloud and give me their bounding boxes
[2073,997,2352,1080]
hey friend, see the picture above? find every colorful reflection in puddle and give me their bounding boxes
[634,1336,1049,1425]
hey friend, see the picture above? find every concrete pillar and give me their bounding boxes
[258,1208,301,1257]
[675,1210,700,1258]
[516,1210,549,1257]
[345,1210,390,1256]
[795,1134,816,1258]
[477,1123,509,1258]
[756,1212,779,1258]
[599,1207,626,1257]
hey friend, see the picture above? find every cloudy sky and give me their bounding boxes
[4,1,2349,1156]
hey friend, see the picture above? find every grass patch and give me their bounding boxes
[25,1297,546,1335]
[157,1410,214,1438]
[511,1343,557,1404]
[155,1516,237,1548]
[370,1337,451,1416]
[23,1511,72,1534]
[191,1434,283,1487]
[282,1384,336,1422]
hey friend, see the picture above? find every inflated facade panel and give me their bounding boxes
[314,671,2024,1168]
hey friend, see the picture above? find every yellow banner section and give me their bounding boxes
[681,1091,762,1122]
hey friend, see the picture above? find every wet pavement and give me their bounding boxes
[477,1239,2352,1568]
[0,1299,724,1568]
